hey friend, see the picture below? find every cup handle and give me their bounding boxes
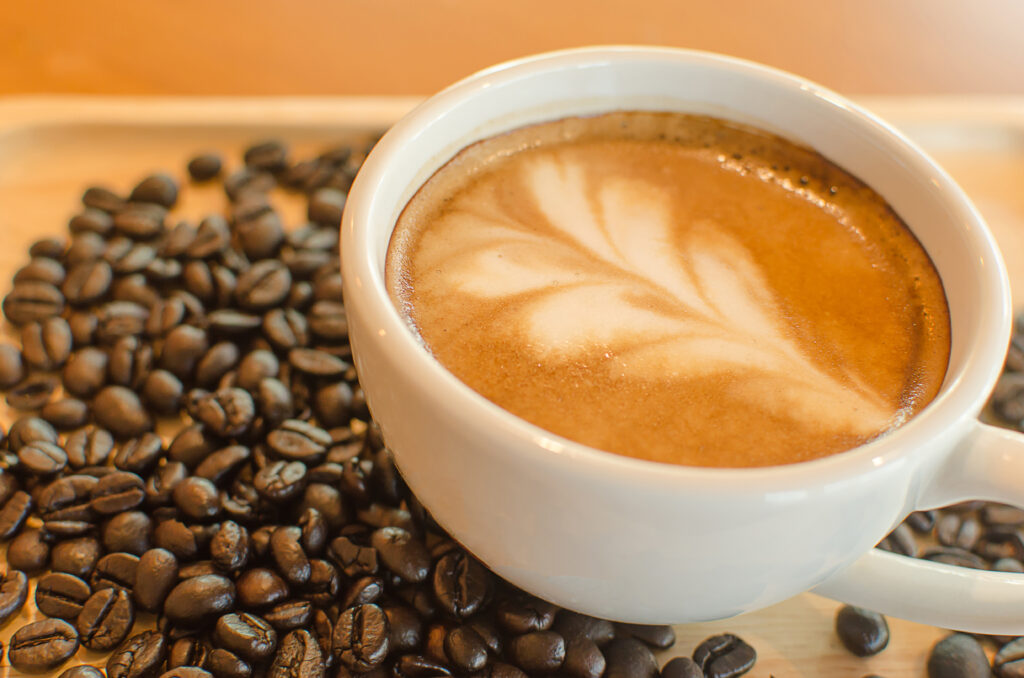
[812,421,1024,634]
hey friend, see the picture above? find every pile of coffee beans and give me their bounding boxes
[0,140,762,678]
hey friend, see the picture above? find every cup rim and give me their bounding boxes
[342,45,1012,488]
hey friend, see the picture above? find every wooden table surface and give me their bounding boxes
[1,3,1023,676]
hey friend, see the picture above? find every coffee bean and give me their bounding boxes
[114,433,164,476]
[4,281,65,325]
[162,325,210,379]
[38,474,95,524]
[35,571,92,619]
[507,631,566,673]
[8,416,57,451]
[446,625,489,672]
[90,470,145,514]
[179,560,222,580]
[83,185,125,213]
[65,428,113,470]
[59,666,106,678]
[173,476,221,522]
[660,657,703,678]
[135,547,180,613]
[168,636,212,670]
[51,537,102,579]
[995,637,1024,678]
[976,529,1024,561]
[494,595,557,635]
[928,633,990,678]
[333,602,390,671]
[164,575,236,626]
[189,153,223,182]
[234,206,285,261]
[602,638,659,678]
[42,397,90,430]
[107,630,168,678]
[168,424,216,469]
[0,344,25,388]
[211,521,250,573]
[70,207,115,236]
[18,441,69,476]
[8,618,80,673]
[196,342,240,388]
[21,316,73,370]
[263,599,312,631]
[289,347,348,378]
[7,528,50,573]
[296,507,328,557]
[63,347,109,398]
[693,633,757,678]
[342,575,385,609]
[270,526,311,586]
[7,373,60,410]
[91,552,140,592]
[131,173,179,208]
[214,612,278,662]
[103,510,153,555]
[255,461,308,503]
[394,653,453,678]
[434,550,490,619]
[155,519,200,561]
[94,386,154,439]
[263,308,308,350]
[236,260,291,310]
[114,202,167,239]
[269,629,325,678]
[0,490,33,539]
[920,546,989,569]
[381,604,422,653]
[193,388,255,437]
[77,586,135,651]
[368,526,430,583]
[207,647,252,678]
[0,569,29,627]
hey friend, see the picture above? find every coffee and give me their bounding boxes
[386,111,951,467]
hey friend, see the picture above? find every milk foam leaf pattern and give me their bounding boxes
[438,155,893,435]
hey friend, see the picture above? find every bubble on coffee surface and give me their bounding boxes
[388,112,950,467]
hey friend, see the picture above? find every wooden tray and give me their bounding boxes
[0,95,1022,677]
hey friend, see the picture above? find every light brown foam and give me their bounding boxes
[386,112,951,467]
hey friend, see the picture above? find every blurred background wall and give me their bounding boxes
[2,0,1023,96]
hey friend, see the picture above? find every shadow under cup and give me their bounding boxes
[341,47,1011,623]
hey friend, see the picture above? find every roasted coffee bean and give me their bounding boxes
[179,560,222,580]
[214,612,278,662]
[235,208,285,261]
[995,637,1024,678]
[94,386,154,439]
[92,470,146,514]
[193,388,255,438]
[4,281,65,325]
[189,153,223,182]
[313,381,353,428]
[297,507,327,556]
[41,397,90,430]
[262,308,308,350]
[333,603,390,671]
[207,310,262,336]
[693,633,757,678]
[83,185,125,212]
[394,653,453,678]
[113,433,163,476]
[35,571,92,619]
[68,310,98,346]
[8,618,80,673]
[263,599,312,631]
[269,629,325,678]
[196,342,240,388]
[341,575,384,609]
[165,574,237,626]
[63,347,110,397]
[383,604,423,653]
[168,424,216,469]
[168,636,212,670]
[434,550,490,619]
[65,429,113,471]
[207,647,252,678]
[937,513,981,550]
[507,631,566,673]
[560,636,605,678]
[0,490,33,539]
[877,522,917,556]
[51,537,102,578]
[173,476,221,522]
[113,243,159,275]
[211,521,250,572]
[289,347,348,378]
[134,547,180,613]
[91,552,140,592]
[494,595,557,635]
[928,633,990,678]
[162,325,210,380]
[235,350,279,392]
[7,374,60,410]
[303,483,348,532]
[602,638,659,678]
[70,207,115,236]
[255,460,308,503]
[107,630,168,678]
[921,546,989,569]
[103,510,153,555]
[8,415,57,451]
[0,343,25,388]
[59,666,106,678]
[244,140,289,172]
[302,559,340,606]
[326,537,375,582]
[0,569,29,627]
[267,419,330,463]
[236,260,291,310]
[7,528,50,573]
[16,256,66,286]
[976,529,1024,561]
[445,625,488,672]
[21,317,72,370]
[308,187,346,226]
[27,237,63,259]
[612,624,675,650]
[131,173,178,207]
[109,276,159,311]
[39,475,98,523]
[982,504,1024,527]
[77,586,136,651]
[62,259,113,306]
[155,519,200,561]
[371,526,431,583]
[18,441,69,476]
[660,657,703,678]
[108,336,153,388]
[270,526,311,586]
[114,202,167,239]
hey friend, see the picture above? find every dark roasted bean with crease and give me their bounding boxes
[7,374,60,410]
[8,618,80,673]
[446,625,488,672]
[164,574,237,626]
[508,631,566,673]
[92,470,146,514]
[928,633,990,678]
[21,317,72,370]
[563,637,606,678]
[693,633,757,678]
[19,441,68,476]
[263,309,308,350]
[91,552,140,592]
[193,388,255,438]
[135,547,180,613]
[35,571,92,619]
[333,602,390,671]
[269,629,325,678]
[77,586,136,651]
[215,612,278,662]
[4,281,65,325]
[51,537,102,579]
[114,202,167,239]
[256,461,308,503]
[615,622,676,649]
[196,445,251,486]
[8,415,58,451]
[144,462,187,505]
[0,490,33,539]
[434,550,490,619]
[63,347,109,397]
[208,647,253,678]
[168,636,212,670]
[835,605,889,657]
[173,476,221,522]
[155,519,200,561]
[0,569,29,627]
[7,528,50,573]
[660,657,703,678]
[211,521,250,573]
[263,599,312,631]
[603,637,659,678]
[107,630,168,678]
[236,260,291,310]
[371,525,431,583]
[42,397,90,430]
[395,653,453,678]
[496,595,557,634]
[271,525,311,586]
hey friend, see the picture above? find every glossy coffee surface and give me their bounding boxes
[387,111,950,467]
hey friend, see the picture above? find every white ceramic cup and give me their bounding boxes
[341,46,1024,633]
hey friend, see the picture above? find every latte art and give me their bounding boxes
[388,112,950,467]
